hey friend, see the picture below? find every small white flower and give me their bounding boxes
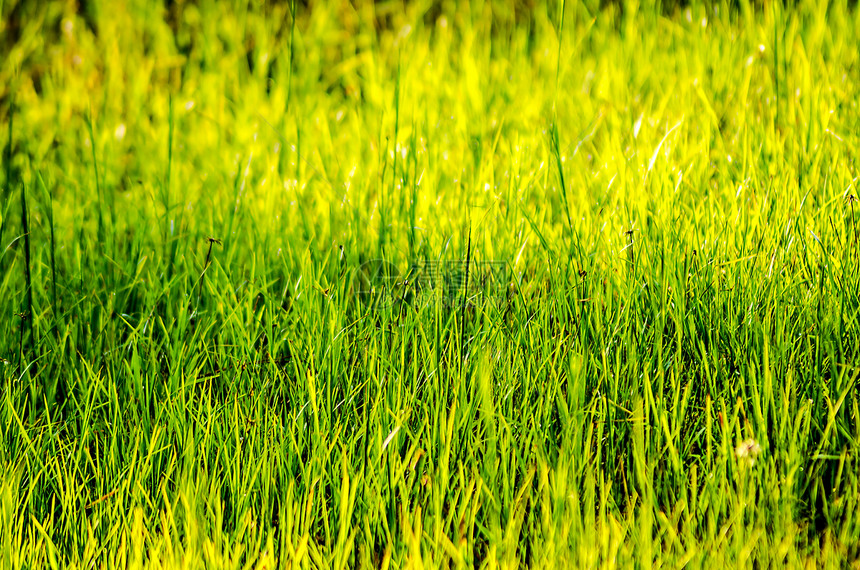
[736,438,762,466]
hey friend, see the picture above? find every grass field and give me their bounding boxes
[2,0,860,567]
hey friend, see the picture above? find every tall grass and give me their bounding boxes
[1,0,860,567]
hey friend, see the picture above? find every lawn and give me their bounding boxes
[1,0,860,567]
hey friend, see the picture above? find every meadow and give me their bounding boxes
[2,0,860,567]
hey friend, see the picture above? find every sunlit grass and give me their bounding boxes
[2,0,860,567]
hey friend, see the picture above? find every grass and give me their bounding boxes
[2,0,860,567]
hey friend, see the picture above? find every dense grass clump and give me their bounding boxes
[2,0,860,567]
